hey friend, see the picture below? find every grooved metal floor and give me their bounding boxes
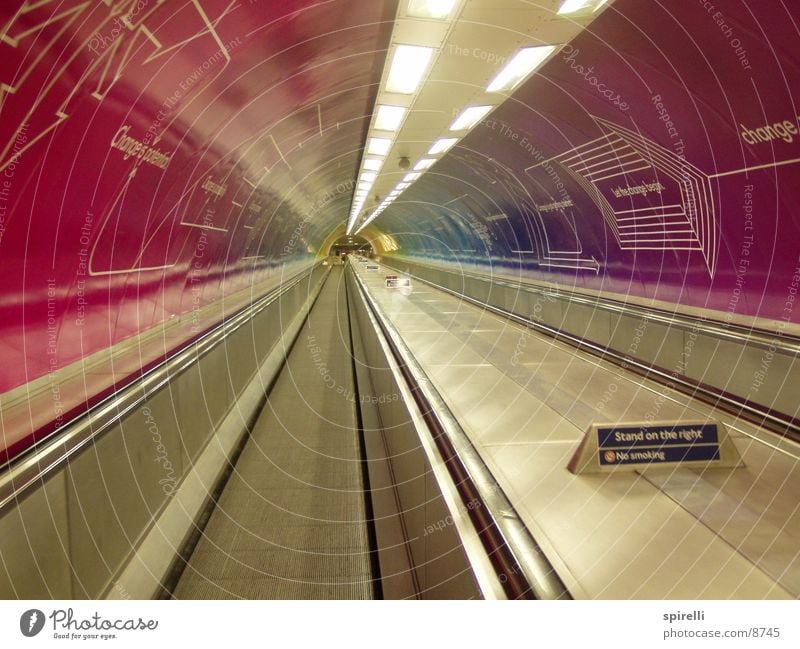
[173,267,375,599]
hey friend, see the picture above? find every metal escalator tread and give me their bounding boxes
[173,267,374,599]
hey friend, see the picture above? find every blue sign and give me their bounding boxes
[596,423,721,466]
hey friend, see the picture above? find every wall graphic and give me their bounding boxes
[0,0,396,457]
[381,0,800,329]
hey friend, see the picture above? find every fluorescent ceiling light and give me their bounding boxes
[404,172,421,182]
[363,158,384,171]
[450,105,493,131]
[397,182,410,190]
[367,137,392,156]
[414,158,436,171]
[385,45,435,94]
[428,137,458,155]
[487,45,556,93]
[557,0,607,14]
[407,0,458,19]
[360,171,377,183]
[375,104,407,131]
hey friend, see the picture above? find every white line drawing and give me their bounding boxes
[709,156,800,179]
[87,168,178,276]
[527,115,719,276]
[0,0,236,172]
[265,134,291,172]
[180,221,227,232]
[459,152,600,273]
[527,115,800,278]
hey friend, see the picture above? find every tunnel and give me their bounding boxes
[1,0,799,607]
[329,235,373,257]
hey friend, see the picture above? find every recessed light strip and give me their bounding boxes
[428,137,458,155]
[487,45,556,93]
[385,45,435,94]
[407,0,459,20]
[557,0,608,15]
[348,4,482,233]
[450,105,493,131]
[374,104,407,132]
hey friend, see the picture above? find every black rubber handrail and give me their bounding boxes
[348,262,571,600]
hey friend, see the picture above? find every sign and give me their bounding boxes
[365,264,379,271]
[567,420,743,474]
[385,276,411,289]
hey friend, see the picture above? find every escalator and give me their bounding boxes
[170,267,378,599]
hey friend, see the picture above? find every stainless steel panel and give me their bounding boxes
[561,302,610,344]
[685,336,760,398]
[66,412,172,597]
[609,317,684,370]
[0,473,71,598]
[223,321,259,398]
[177,344,232,464]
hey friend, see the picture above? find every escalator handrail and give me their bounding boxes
[349,262,571,600]
[386,258,800,356]
[0,264,319,512]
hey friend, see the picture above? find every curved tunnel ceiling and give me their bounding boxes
[370,1,800,327]
[1,0,799,455]
[0,0,397,398]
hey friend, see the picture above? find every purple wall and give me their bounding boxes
[0,0,395,456]
[2,0,798,458]
[382,0,800,329]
